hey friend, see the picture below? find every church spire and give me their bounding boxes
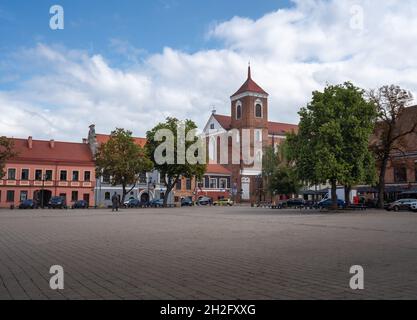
[248,61,251,79]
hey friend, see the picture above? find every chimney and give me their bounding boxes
[28,136,33,149]
[50,139,55,149]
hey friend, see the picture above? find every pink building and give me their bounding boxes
[0,137,95,208]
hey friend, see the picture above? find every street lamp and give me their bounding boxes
[40,173,47,208]
[148,176,152,201]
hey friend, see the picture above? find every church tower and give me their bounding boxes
[229,65,269,202]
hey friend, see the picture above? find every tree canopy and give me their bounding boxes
[145,117,206,207]
[95,128,153,203]
[0,137,15,179]
[368,85,416,208]
[287,82,377,208]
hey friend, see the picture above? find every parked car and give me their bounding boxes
[124,198,140,208]
[72,200,89,209]
[48,196,67,209]
[181,197,194,207]
[410,201,417,212]
[123,197,135,206]
[318,198,346,209]
[385,198,417,212]
[149,199,164,208]
[283,198,305,208]
[197,196,212,206]
[19,199,38,209]
[213,198,234,206]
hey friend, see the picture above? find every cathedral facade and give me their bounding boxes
[203,66,298,203]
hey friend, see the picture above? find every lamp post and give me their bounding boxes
[148,176,152,202]
[40,173,47,208]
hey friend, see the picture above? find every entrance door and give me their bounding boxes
[83,193,90,204]
[140,192,149,202]
[241,177,250,200]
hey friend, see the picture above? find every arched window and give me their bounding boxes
[209,137,216,161]
[236,101,242,120]
[255,103,262,118]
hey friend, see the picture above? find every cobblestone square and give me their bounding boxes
[0,206,416,300]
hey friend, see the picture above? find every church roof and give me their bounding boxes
[213,114,298,135]
[231,65,268,97]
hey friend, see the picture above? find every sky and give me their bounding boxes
[1,0,417,141]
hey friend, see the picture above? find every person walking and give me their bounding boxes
[111,192,119,212]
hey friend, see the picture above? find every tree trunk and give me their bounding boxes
[163,175,179,208]
[122,184,127,205]
[331,179,337,210]
[163,182,172,208]
[344,185,351,206]
[378,154,389,209]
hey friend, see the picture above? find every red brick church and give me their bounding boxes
[203,66,298,203]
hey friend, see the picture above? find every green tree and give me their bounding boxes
[262,143,300,198]
[368,85,417,208]
[95,128,153,204]
[146,117,206,207]
[0,137,15,179]
[287,82,377,209]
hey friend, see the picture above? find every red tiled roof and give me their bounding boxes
[96,134,147,147]
[213,114,232,130]
[9,138,94,164]
[213,114,298,135]
[231,66,268,97]
[206,164,231,175]
[268,122,299,135]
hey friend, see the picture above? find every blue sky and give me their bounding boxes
[1,0,416,141]
[0,0,292,64]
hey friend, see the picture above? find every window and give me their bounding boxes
[209,137,216,161]
[60,170,67,181]
[219,178,227,189]
[84,171,91,182]
[256,150,262,163]
[6,190,14,202]
[186,178,192,190]
[21,169,29,181]
[20,191,28,201]
[72,171,79,181]
[209,178,217,189]
[7,168,16,180]
[210,123,215,130]
[255,103,262,118]
[255,130,262,142]
[394,166,407,183]
[103,174,110,184]
[176,179,182,190]
[139,172,146,184]
[205,177,209,188]
[71,191,78,202]
[236,102,242,120]
[415,163,417,182]
[104,192,111,200]
[35,170,42,181]
[45,170,53,181]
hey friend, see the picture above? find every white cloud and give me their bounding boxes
[1,0,417,141]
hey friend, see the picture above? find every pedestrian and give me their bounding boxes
[111,192,119,212]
